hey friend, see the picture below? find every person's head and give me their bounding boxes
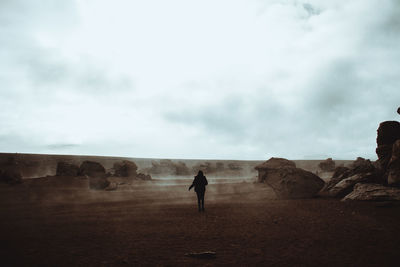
[197,170,204,177]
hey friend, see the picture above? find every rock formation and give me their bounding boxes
[78,161,109,190]
[255,157,296,183]
[318,158,336,172]
[387,140,400,185]
[113,160,138,177]
[319,158,377,198]
[56,162,79,176]
[376,121,400,174]
[343,183,400,201]
[325,109,400,201]
[79,161,106,177]
[256,158,324,199]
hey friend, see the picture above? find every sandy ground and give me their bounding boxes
[1,177,400,266]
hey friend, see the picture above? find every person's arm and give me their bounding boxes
[189,183,194,191]
[205,177,208,186]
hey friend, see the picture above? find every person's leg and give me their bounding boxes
[196,192,201,211]
[200,191,205,211]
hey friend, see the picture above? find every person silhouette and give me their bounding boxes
[189,170,208,212]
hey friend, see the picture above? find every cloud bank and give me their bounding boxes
[0,0,399,160]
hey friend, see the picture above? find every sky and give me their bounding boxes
[0,0,399,160]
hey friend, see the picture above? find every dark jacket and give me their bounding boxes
[189,174,208,192]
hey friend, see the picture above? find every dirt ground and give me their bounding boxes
[1,177,400,266]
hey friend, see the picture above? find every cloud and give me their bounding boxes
[0,0,399,160]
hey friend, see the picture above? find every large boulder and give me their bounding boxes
[260,166,324,199]
[376,121,400,172]
[113,160,138,177]
[56,162,79,176]
[79,161,109,189]
[343,183,400,201]
[376,121,400,146]
[79,161,106,177]
[256,157,296,170]
[318,158,336,172]
[388,140,400,186]
[255,158,296,183]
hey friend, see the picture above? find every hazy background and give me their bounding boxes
[1,0,399,160]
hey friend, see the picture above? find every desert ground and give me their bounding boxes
[2,174,400,266]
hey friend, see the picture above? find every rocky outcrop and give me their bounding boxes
[318,158,336,172]
[113,160,138,177]
[56,162,79,176]
[343,183,400,201]
[79,161,106,177]
[388,140,400,186]
[326,172,375,198]
[78,161,109,190]
[256,158,324,199]
[376,121,400,172]
[319,158,377,197]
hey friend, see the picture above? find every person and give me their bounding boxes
[189,170,208,212]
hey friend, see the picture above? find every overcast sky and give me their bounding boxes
[0,0,399,160]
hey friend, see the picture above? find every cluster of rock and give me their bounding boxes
[256,112,400,201]
[255,158,325,199]
[55,159,151,190]
[145,160,191,176]
[319,118,400,201]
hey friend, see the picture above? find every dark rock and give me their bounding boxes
[261,167,325,199]
[319,158,378,197]
[79,161,106,177]
[327,172,374,198]
[376,121,400,146]
[376,144,393,170]
[343,183,400,201]
[113,160,138,177]
[332,166,349,179]
[318,158,336,172]
[56,161,79,176]
[388,140,400,186]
